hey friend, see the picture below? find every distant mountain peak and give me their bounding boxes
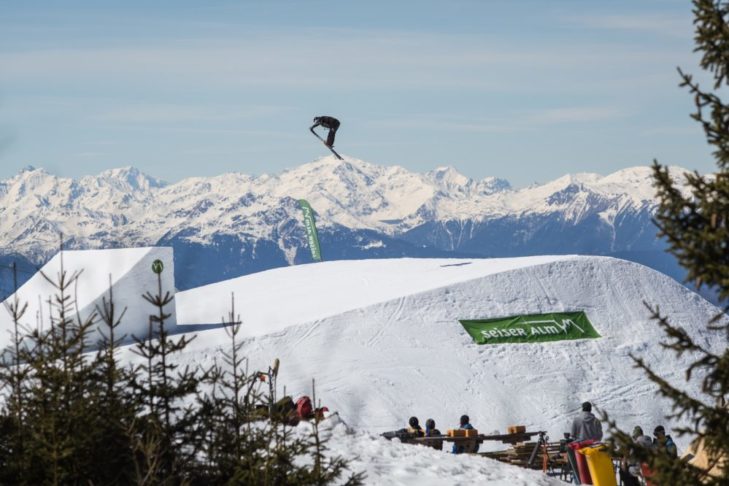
[96,166,167,191]
[0,157,693,264]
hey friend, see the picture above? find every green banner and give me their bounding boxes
[460,311,600,345]
[298,199,322,262]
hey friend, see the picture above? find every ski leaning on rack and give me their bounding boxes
[310,130,343,160]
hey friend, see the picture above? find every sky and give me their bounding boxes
[0,0,720,188]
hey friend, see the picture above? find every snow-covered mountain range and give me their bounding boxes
[0,156,690,296]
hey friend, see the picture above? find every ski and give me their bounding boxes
[310,130,343,160]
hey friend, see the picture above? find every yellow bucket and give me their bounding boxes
[581,444,617,486]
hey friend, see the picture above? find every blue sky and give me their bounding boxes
[0,0,717,187]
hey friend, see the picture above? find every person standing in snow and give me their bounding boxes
[452,414,479,454]
[310,116,340,147]
[652,425,678,458]
[571,401,603,442]
[407,416,424,437]
[619,426,653,486]
[424,418,443,451]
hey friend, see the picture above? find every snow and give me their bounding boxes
[4,249,724,484]
[0,158,694,262]
[175,255,577,334]
[303,416,564,485]
[167,255,724,455]
[0,247,175,349]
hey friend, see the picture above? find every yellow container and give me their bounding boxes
[581,444,617,486]
[465,429,479,437]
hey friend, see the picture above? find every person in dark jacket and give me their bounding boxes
[452,414,479,454]
[571,401,603,442]
[653,425,678,458]
[310,116,340,147]
[407,416,424,437]
[424,418,443,451]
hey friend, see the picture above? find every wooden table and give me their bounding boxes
[410,430,546,445]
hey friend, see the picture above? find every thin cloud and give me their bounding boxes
[526,106,627,124]
[94,104,293,124]
[375,106,628,134]
[564,13,691,39]
[0,28,697,92]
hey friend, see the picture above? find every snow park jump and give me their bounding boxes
[171,254,723,444]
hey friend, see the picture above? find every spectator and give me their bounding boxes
[571,401,603,442]
[424,418,443,451]
[407,416,424,437]
[653,425,678,458]
[452,414,479,454]
[619,426,652,486]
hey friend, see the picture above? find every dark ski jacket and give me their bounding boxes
[654,435,678,458]
[312,116,340,130]
[425,426,443,451]
[571,411,603,442]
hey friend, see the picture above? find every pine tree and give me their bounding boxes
[128,259,201,482]
[606,1,729,484]
[0,263,31,481]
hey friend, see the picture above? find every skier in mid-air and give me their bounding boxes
[310,116,340,148]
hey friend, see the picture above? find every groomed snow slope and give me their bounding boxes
[170,256,724,451]
[0,247,175,349]
[175,255,576,332]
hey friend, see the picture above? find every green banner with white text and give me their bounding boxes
[298,199,322,262]
[460,311,600,345]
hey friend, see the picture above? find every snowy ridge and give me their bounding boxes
[0,158,690,263]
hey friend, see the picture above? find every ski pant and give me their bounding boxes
[619,468,641,486]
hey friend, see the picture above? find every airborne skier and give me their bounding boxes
[310,115,343,160]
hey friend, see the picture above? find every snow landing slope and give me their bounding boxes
[172,255,724,450]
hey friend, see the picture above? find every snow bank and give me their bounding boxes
[299,414,564,485]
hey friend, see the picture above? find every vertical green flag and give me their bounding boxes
[298,199,322,262]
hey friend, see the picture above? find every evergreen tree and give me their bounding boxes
[607,1,729,484]
[128,259,201,483]
[0,263,31,481]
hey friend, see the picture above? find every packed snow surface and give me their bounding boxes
[175,255,577,334]
[170,255,723,453]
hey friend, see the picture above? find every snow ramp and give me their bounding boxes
[167,256,724,446]
[0,247,175,350]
